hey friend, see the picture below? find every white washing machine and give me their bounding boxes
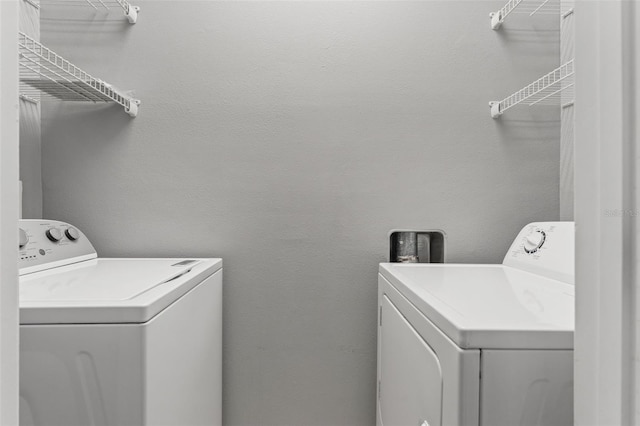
[18,219,222,426]
[377,222,574,426]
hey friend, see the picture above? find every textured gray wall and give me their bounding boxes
[560,0,574,220]
[41,2,559,425]
[19,0,42,219]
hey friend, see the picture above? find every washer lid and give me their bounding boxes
[379,263,574,350]
[19,258,222,325]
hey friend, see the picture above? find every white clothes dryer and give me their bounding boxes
[18,219,222,426]
[377,222,574,426]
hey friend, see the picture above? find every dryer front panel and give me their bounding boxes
[379,295,442,426]
[377,274,480,426]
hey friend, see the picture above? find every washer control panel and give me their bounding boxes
[18,220,96,275]
[503,222,574,285]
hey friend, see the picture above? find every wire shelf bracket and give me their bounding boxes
[21,0,40,10]
[18,32,140,117]
[19,94,40,105]
[489,60,574,118]
[490,0,523,30]
[115,0,140,24]
[121,1,140,24]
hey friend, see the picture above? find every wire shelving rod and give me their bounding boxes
[490,0,562,29]
[40,0,139,23]
[489,60,574,118]
[18,32,140,117]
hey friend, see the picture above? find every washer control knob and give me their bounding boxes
[18,228,28,248]
[46,228,63,243]
[523,230,546,253]
[65,227,80,241]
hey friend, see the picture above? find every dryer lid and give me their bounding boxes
[19,258,222,324]
[379,263,574,349]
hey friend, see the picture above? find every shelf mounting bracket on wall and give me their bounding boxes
[490,0,524,30]
[18,32,141,117]
[489,60,574,118]
[117,0,140,24]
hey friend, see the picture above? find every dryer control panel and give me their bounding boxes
[18,220,97,275]
[502,222,574,285]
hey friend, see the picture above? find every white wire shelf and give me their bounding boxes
[489,60,574,118]
[18,32,140,117]
[490,0,564,30]
[39,0,139,23]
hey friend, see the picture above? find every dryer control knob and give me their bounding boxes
[65,227,80,241]
[523,230,546,253]
[46,228,63,243]
[19,228,28,248]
